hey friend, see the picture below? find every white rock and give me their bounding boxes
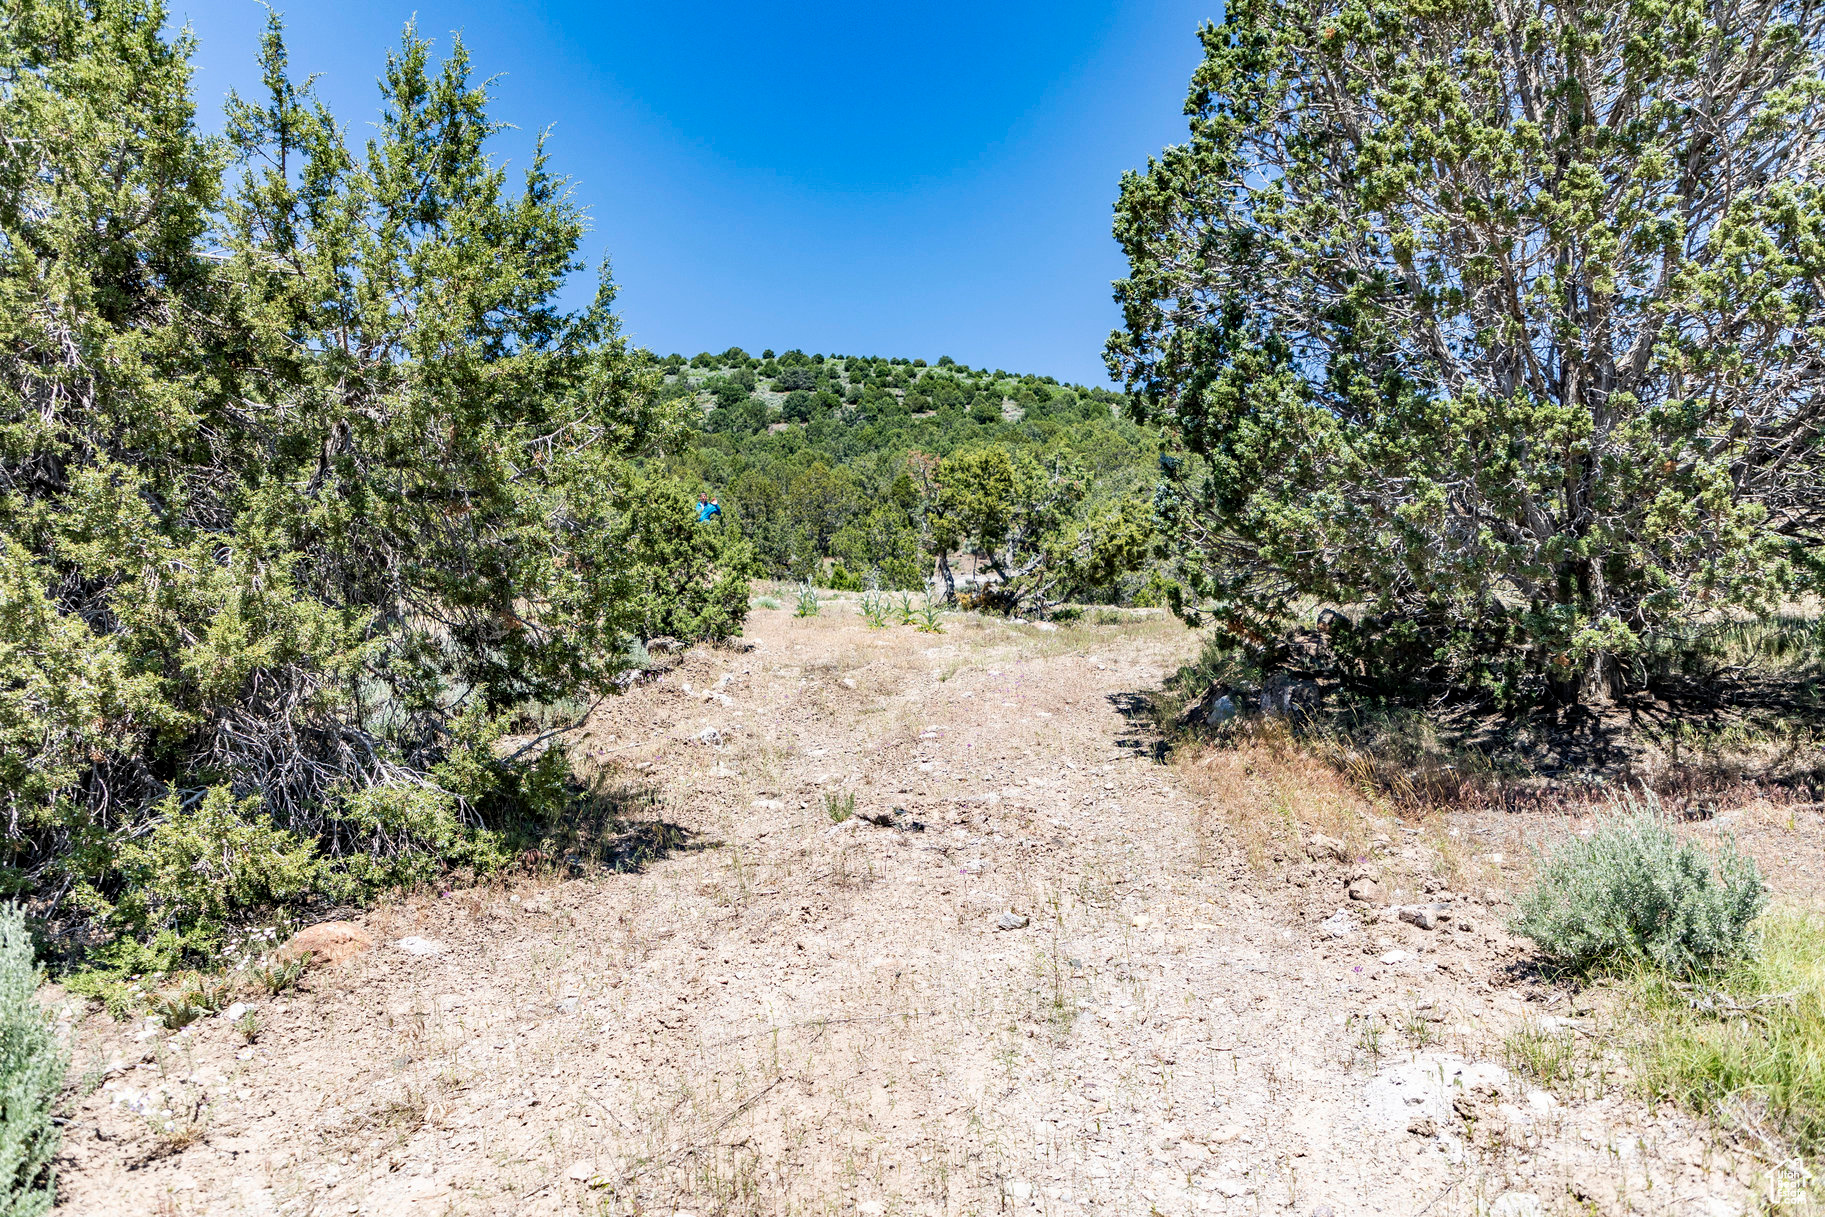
[221,1002,250,1022]
[1489,1193,1541,1217]
[1008,1180,1033,1200]
[857,1203,884,1217]
[395,936,444,956]
[1363,1054,1511,1131]
[1320,910,1358,939]
[1378,949,1409,964]
[566,1161,594,1181]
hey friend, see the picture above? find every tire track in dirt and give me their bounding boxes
[53,606,1763,1216]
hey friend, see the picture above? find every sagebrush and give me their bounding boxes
[0,907,64,1216]
[1510,794,1766,976]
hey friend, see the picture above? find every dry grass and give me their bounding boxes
[1169,718,1389,870]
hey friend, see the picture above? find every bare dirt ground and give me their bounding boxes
[48,604,1822,1216]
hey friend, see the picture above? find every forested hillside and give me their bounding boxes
[658,348,1167,610]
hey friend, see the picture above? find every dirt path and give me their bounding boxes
[52,606,1775,1216]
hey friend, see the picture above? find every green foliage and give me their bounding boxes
[912,601,944,633]
[859,589,891,628]
[616,479,756,644]
[0,907,64,1216]
[0,3,742,969]
[251,954,306,996]
[823,792,855,823]
[794,583,820,617]
[1626,910,1825,1158]
[1511,793,1766,976]
[665,352,1156,607]
[929,446,1153,616]
[113,788,326,951]
[1109,0,1825,705]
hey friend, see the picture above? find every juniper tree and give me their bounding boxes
[0,3,728,959]
[1108,0,1825,703]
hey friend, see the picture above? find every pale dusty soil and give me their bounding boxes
[48,605,1818,1216]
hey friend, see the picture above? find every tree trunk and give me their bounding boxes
[931,551,955,604]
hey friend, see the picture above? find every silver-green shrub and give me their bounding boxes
[1,906,64,1216]
[1510,792,1766,976]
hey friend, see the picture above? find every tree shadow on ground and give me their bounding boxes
[502,776,709,877]
[1105,691,1172,761]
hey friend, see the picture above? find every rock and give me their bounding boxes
[857,1203,884,1217]
[1490,1193,1541,1217]
[994,912,1030,931]
[1406,1116,1437,1136]
[1261,673,1325,717]
[395,936,444,956]
[566,1161,594,1181]
[1378,949,1409,964]
[1399,904,1451,930]
[751,797,785,811]
[1203,694,1236,725]
[645,636,679,653]
[277,921,374,968]
[221,1002,250,1022]
[696,728,723,745]
[1008,1180,1033,1201]
[1348,877,1384,903]
[1319,910,1358,939]
[1304,834,1348,862]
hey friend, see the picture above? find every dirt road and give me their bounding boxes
[53,605,1775,1215]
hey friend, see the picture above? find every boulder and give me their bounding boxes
[1348,877,1384,904]
[276,921,373,969]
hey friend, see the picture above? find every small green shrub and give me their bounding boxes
[234,1010,261,1045]
[913,601,944,633]
[794,583,819,617]
[824,792,855,823]
[151,993,203,1031]
[1510,792,1765,976]
[859,589,890,628]
[1,905,65,1215]
[252,955,306,996]
[754,595,782,611]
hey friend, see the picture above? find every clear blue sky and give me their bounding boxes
[172,1,1217,386]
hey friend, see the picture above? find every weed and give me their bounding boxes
[895,591,916,625]
[824,791,856,823]
[183,978,232,1013]
[1624,910,1825,1157]
[859,589,891,628]
[1350,1013,1385,1070]
[794,583,820,617]
[755,595,782,611]
[151,992,203,1030]
[1505,1021,1582,1090]
[913,601,945,633]
[235,1009,262,1045]
[252,954,306,996]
